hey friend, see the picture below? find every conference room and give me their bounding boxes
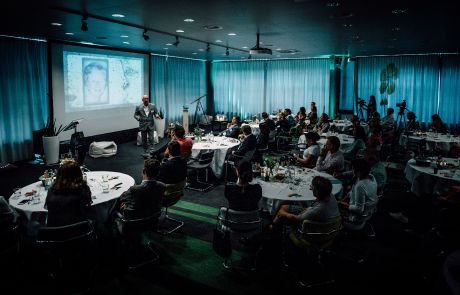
[1,0,460,294]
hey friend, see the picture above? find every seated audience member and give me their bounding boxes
[224,160,262,211]
[406,112,420,131]
[172,125,193,160]
[315,136,344,175]
[364,151,387,194]
[118,159,164,218]
[271,176,339,228]
[295,131,320,168]
[366,124,383,151]
[0,196,19,230]
[381,108,395,131]
[258,112,276,147]
[430,114,448,133]
[276,109,296,132]
[157,141,187,184]
[315,113,330,134]
[233,125,257,157]
[367,95,377,121]
[295,107,307,123]
[307,102,318,125]
[338,158,378,223]
[342,125,367,160]
[344,115,360,135]
[225,116,241,138]
[45,159,92,226]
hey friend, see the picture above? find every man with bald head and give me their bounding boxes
[134,94,159,155]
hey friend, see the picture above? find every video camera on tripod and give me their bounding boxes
[396,99,407,114]
[357,98,368,108]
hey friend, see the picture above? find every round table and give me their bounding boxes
[318,133,355,150]
[400,132,460,152]
[331,120,370,134]
[254,167,342,214]
[405,158,460,196]
[9,171,135,236]
[191,136,240,179]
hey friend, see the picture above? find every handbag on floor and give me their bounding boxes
[212,208,231,258]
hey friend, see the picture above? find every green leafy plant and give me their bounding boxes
[43,117,68,137]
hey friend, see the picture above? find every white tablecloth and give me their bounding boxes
[318,133,355,150]
[400,132,460,152]
[254,167,342,214]
[9,171,135,236]
[191,136,240,178]
[405,158,460,196]
[331,120,370,134]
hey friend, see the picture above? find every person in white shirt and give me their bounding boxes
[381,108,395,130]
[338,158,378,223]
[315,136,344,175]
[295,132,320,168]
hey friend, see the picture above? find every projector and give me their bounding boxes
[249,46,272,55]
[249,33,272,55]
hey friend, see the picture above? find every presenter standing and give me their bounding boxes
[134,95,159,155]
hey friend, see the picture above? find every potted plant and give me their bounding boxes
[42,117,69,165]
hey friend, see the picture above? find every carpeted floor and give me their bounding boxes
[1,140,452,295]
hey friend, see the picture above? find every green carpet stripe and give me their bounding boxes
[171,206,217,220]
[175,200,220,215]
[168,208,216,224]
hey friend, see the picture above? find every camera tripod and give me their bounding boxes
[395,107,409,132]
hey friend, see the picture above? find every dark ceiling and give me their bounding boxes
[2,0,460,60]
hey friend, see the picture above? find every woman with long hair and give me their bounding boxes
[45,159,92,226]
[224,160,262,211]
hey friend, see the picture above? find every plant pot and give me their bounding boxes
[42,135,60,165]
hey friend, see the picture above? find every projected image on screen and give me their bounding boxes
[64,51,143,112]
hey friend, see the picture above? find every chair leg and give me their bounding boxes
[157,208,184,235]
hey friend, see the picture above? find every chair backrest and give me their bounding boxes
[199,150,215,165]
[218,207,261,232]
[36,220,96,250]
[163,179,186,207]
[241,148,256,162]
[118,209,161,230]
[297,216,342,250]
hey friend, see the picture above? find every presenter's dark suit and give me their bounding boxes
[157,156,187,184]
[134,103,158,152]
[119,180,165,219]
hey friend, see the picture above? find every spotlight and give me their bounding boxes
[81,17,88,32]
[226,47,229,56]
[142,29,149,41]
[206,43,210,52]
[173,36,180,47]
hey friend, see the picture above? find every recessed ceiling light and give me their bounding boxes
[392,27,401,31]
[198,49,205,52]
[228,33,237,36]
[120,35,129,38]
[112,14,125,18]
[276,48,282,51]
[184,18,194,22]
[65,32,74,35]
[242,46,248,49]
[51,22,62,26]
[391,9,406,14]
[123,41,130,44]
[176,29,185,33]
[192,52,197,55]
[215,40,223,43]
[343,23,353,28]
[166,43,173,46]
[203,25,223,31]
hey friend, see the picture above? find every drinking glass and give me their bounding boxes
[12,188,21,200]
[102,182,109,193]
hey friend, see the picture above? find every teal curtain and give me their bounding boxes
[151,55,206,125]
[439,54,460,129]
[340,59,355,111]
[0,37,49,163]
[211,60,265,120]
[356,55,439,124]
[265,58,330,115]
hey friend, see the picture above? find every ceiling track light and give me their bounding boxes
[142,29,150,41]
[81,16,88,32]
[206,43,211,52]
[226,47,229,56]
[173,36,180,47]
